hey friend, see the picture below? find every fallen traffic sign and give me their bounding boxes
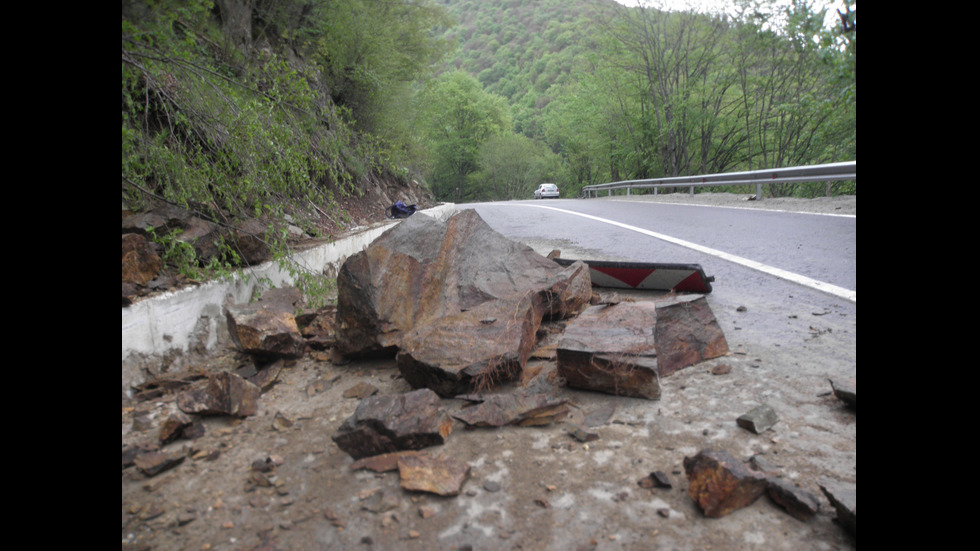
[552,258,714,293]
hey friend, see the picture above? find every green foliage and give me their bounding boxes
[469,133,560,201]
[414,71,513,202]
[432,0,855,199]
[122,0,451,305]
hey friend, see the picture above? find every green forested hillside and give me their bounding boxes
[425,0,855,201]
[122,0,856,248]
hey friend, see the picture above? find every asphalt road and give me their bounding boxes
[459,196,857,381]
[459,198,856,298]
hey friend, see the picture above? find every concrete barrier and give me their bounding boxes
[122,203,458,398]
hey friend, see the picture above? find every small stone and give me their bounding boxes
[343,382,379,399]
[736,404,778,434]
[683,449,768,518]
[710,364,732,375]
[177,512,197,526]
[272,411,294,431]
[483,480,501,493]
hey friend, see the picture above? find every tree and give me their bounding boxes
[414,71,512,202]
[471,133,559,200]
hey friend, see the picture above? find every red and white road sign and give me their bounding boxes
[553,258,714,293]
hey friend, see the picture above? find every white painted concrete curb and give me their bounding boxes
[122,203,458,397]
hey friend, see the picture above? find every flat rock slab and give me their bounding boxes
[683,449,769,518]
[332,389,453,460]
[767,478,820,521]
[820,478,856,536]
[133,450,185,477]
[654,294,729,377]
[451,392,570,427]
[397,454,471,496]
[556,301,661,400]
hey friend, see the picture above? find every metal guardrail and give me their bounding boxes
[580,161,856,200]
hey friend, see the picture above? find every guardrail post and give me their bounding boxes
[755,183,762,200]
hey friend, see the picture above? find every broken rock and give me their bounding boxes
[397,454,470,496]
[334,209,591,359]
[683,449,769,518]
[225,288,306,359]
[819,478,856,536]
[556,301,661,400]
[654,294,729,377]
[158,411,194,445]
[767,478,820,521]
[451,392,570,427]
[176,371,260,417]
[134,450,185,477]
[396,294,545,398]
[736,404,779,434]
[331,388,453,460]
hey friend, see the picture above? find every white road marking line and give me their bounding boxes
[605,199,856,218]
[518,204,856,303]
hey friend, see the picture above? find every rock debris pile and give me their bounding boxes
[122,209,856,548]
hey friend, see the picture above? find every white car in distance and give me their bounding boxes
[534,183,559,199]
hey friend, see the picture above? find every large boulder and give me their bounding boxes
[335,210,592,388]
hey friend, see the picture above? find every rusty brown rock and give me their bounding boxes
[556,301,661,400]
[133,450,185,477]
[683,449,769,518]
[226,289,306,359]
[335,209,591,359]
[158,411,193,445]
[397,454,471,496]
[176,371,261,417]
[396,294,545,398]
[452,392,570,427]
[350,451,424,473]
[343,382,379,399]
[331,389,453,460]
[122,233,163,286]
[654,294,729,377]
